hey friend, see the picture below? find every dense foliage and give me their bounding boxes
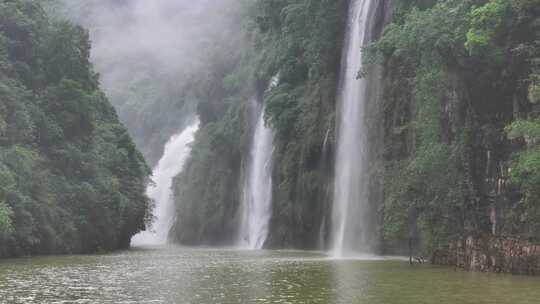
[0,0,150,257]
[506,118,540,226]
[253,0,348,248]
[170,2,255,245]
[369,0,540,254]
[34,0,540,259]
[169,0,349,248]
[49,0,248,166]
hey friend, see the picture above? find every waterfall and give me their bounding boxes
[331,0,376,257]
[238,78,278,249]
[238,106,274,249]
[131,119,199,246]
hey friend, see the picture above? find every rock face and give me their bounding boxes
[433,236,540,275]
[374,1,540,275]
[430,75,540,273]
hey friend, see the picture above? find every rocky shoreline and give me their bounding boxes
[433,236,540,275]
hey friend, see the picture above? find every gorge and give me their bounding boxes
[2,0,540,302]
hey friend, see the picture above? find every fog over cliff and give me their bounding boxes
[59,0,248,164]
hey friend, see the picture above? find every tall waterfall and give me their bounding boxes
[131,119,199,246]
[331,0,376,257]
[238,77,278,249]
[238,106,274,249]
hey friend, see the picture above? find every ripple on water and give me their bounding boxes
[1,247,540,304]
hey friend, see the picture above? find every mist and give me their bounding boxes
[59,0,249,164]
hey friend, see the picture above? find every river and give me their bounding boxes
[1,247,539,303]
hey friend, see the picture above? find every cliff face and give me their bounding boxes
[425,68,540,273]
[167,0,393,249]
[259,0,349,249]
[433,236,540,275]
[264,0,393,250]
[168,0,540,276]
[0,0,151,258]
[375,0,540,274]
[169,0,354,249]
[421,66,540,274]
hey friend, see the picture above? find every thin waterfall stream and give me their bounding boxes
[238,107,274,249]
[131,119,199,246]
[331,0,376,257]
[238,77,278,249]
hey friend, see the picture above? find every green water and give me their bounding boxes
[1,246,539,304]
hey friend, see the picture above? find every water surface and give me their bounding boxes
[1,247,539,303]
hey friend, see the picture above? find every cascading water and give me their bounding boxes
[131,119,199,246]
[238,78,278,249]
[331,0,376,257]
[238,106,274,249]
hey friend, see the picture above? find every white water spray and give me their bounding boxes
[131,119,199,246]
[238,107,274,249]
[331,0,375,257]
[238,78,278,249]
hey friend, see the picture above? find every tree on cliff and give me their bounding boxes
[0,0,151,258]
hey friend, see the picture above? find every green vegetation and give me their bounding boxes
[506,119,540,220]
[170,0,348,248]
[49,0,538,257]
[0,0,150,257]
[369,0,540,254]
[14,0,537,260]
[46,0,249,166]
[165,0,540,259]
[254,0,347,247]
[171,99,250,244]
[367,0,471,252]
[170,5,255,244]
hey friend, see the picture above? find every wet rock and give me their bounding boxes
[433,236,540,275]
